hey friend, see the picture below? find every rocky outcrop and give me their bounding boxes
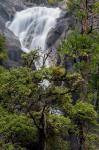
[0,0,25,24]
[47,11,73,49]
[4,29,22,68]
[24,0,48,5]
[0,0,25,67]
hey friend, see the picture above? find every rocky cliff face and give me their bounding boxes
[0,0,25,26]
[24,0,48,5]
[0,0,72,68]
[0,0,26,67]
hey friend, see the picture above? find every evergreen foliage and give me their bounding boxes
[0,34,7,64]
[0,0,99,150]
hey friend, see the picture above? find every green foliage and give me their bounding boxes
[59,32,99,95]
[58,14,99,148]
[48,114,71,134]
[0,34,7,64]
[31,66,65,82]
[48,0,62,5]
[67,0,86,20]
[0,107,37,150]
[59,32,95,57]
[0,67,38,109]
[0,65,73,149]
[47,137,70,150]
[0,1,99,149]
[22,50,39,68]
[86,132,99,150]
[0,142,26,150]
[0,66,68,109]
[94,2,99,14]
[0,107,37,149]
[72,101,97,124]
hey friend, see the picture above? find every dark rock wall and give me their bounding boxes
[0,0,25,68]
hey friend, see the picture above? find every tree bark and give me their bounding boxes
[38,128,47,150]
[38,108,47,150]
[78,121,88,150]
[82,0,89,33]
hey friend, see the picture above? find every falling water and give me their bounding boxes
[6,7,61,53]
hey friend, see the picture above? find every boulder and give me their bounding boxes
[4,29,22,68]
[46,11,73,48]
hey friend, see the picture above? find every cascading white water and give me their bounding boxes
[6,7,61,53]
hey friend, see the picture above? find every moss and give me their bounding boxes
[48,0,62,5]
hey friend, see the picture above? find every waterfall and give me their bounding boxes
[6,7,61,53]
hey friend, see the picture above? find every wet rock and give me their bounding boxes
[46,10,73,48]
[0,0,25,68]
[4,29,22,68]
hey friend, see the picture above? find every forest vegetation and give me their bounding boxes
[0,0,99,150]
